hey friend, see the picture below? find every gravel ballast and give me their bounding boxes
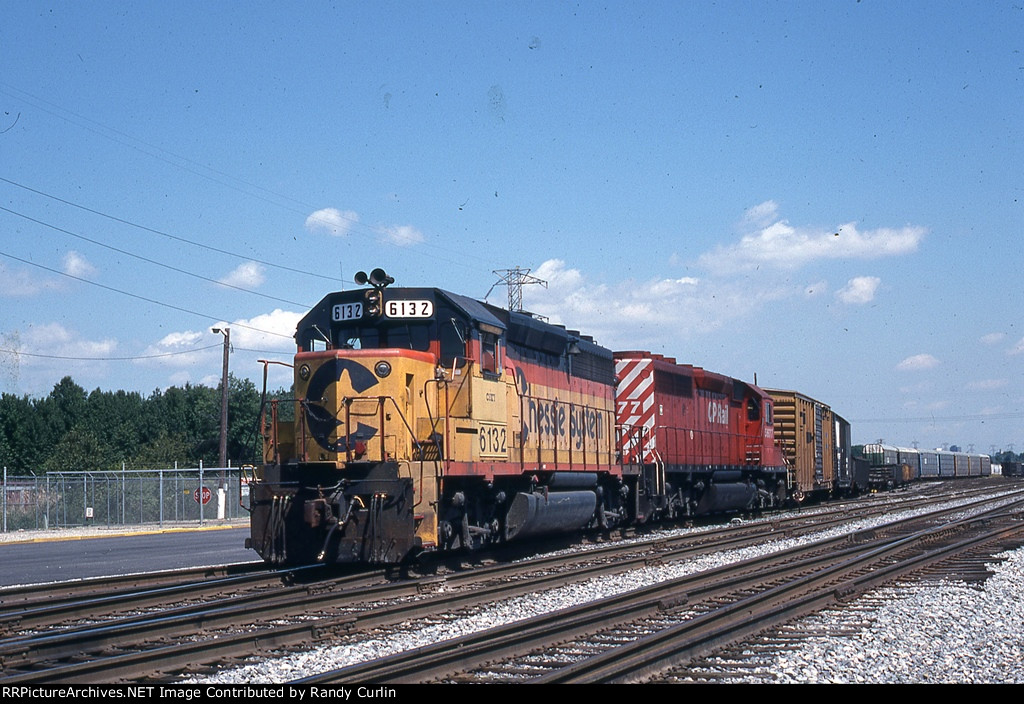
[196,490,1024,684]
[732,547,1024,684]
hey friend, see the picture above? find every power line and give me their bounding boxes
[0,205,312,308]
[0,249,294,340]
[0,175,342,284]
[0,83,503,275]
[0,83,325,218]
[0,344,223,361]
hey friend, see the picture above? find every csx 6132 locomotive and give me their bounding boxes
[249,270,789,565]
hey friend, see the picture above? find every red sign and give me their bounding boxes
[194,486,213,505]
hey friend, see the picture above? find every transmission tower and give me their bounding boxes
[490,266,547,312]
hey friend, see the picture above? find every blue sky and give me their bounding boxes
[0,1,1020,453]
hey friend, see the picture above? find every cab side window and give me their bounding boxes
[439,320,466,367]
[481,332,501,376]
[747,398,760,422]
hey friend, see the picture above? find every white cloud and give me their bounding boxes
[699,203,925,273]
[896,353,940,371]
[305,208,359,237]
[534,259,584,291]
[63,251,97,278]
[167,370,193,387]
[0,253,95,299]
[219,261,266,288]
[899,381,933,394]
[154,330,205,349]
[902,398,951,412]
[141,330,207,368]
[965,378,1008,391]
[520,258,785,350]
[512,205,923,355]
[0,262,57,296]
[836,276,881,304]
[144,310,301,363]
[1,323,118,393]
[139,309,302,388]
[20,323,116,356]
[199,373,222,387]
[223,309,303,350]
[980,332,1005,346]
[741,200,781,228]
[1010,337,1024,356]
[380,224,425,247]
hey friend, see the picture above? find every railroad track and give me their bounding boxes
[0,562,268,610]
[0,562,326,635]
[1,480,1016,683]
[293,487,1024,683]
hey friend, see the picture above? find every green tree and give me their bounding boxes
[225,374,262,465]
[131,430,192,469]
[40,426,108,473]
[0,393,36,472]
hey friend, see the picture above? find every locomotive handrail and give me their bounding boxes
[238,464,256,513]
[423,374,457,470]
[260,397,300,466]
[615,421,786,471]
[339,395,423,465]
[615,421,651,467]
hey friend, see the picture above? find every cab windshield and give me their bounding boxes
[334,323,431,352]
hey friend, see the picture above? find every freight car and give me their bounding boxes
[1002,461,1023,478]
[854,444,992,489]
[247,271,789,565]
[763,390,867,500]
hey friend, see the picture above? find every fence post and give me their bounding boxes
[159,469,164,528]
[2,466,6,533]
[199,460,204,527]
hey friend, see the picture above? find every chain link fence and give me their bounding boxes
[1,465,250,533]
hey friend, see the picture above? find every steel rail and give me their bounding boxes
[5,484,1018,683]
[538,508,1024,682]
[296,493,1024,684]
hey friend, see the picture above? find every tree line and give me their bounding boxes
[1,376,1020,476]
[0,376,276,475]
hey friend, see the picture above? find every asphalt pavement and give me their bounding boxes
[0,524,257,586]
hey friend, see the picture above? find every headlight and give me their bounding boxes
[374,361,392,378]
[298,364,311,381]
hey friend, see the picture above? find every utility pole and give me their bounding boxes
[212,327,230,472]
